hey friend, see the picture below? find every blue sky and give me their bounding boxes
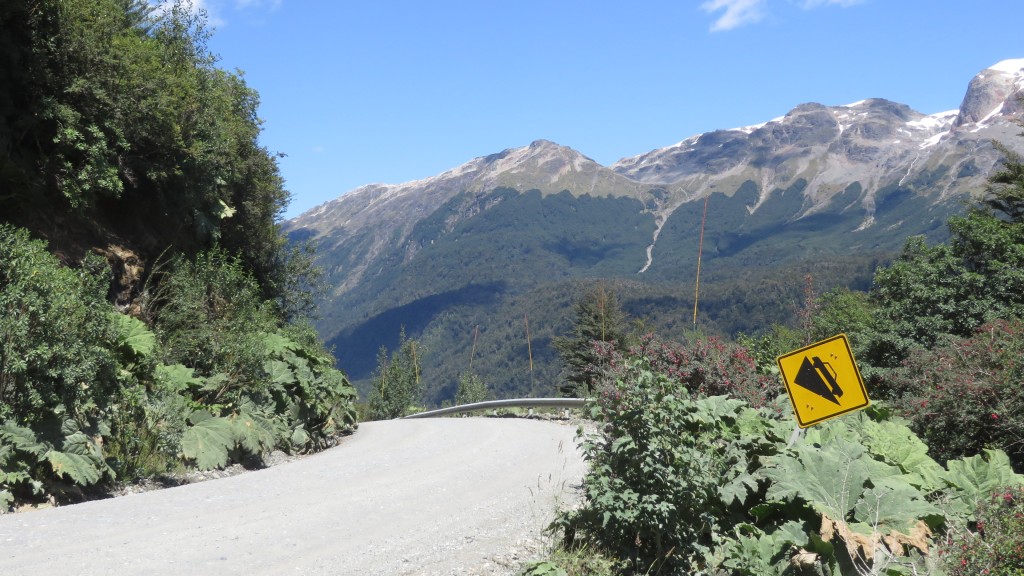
[191,0,1024,219]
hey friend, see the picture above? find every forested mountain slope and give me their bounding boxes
[287,60,1024,403]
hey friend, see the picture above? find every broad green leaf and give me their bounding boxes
[180,416,235,470]
[233,409,283,455]
[859,418,944,491]
[188,409,215,425]
[60,431,95,456]
[0,443,14,465]
[0,421,47,456]
[290,427,310,448]
[46,450,102,485]
[155,364,203,393]
[853,478,941,533]
[720,470,759,507]
[943,449,1024,516]
[263,332,299,356]
[59,418,80,437]
[772,520,810,547]
[693,395,746,423]
[765,436,878,518]
[264,359,297,387]
[721,525,789,574]
[111,313,156,358]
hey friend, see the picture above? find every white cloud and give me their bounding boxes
[150,0,224,27]
[800,0,866,7]
[151,0,281,27]
[700,0,866,32]
[234,0,282,9]
[700,0,767,32]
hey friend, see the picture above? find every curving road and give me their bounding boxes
[0,418,586,575]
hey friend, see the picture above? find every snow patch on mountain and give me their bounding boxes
[989,58,1024,75]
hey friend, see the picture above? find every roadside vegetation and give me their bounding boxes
[2,2,1022,572]
[523,149,1024,574]
[0,0,356,510]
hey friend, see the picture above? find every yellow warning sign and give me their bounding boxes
[776,334,870,428]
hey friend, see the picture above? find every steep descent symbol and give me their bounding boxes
[776,334,870,428]
[793,356,844,405]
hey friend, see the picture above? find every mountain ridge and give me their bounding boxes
[286,59,1024,402]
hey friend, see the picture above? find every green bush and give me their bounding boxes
[0,225,123,504]
[0,225,119,425]
[889,318,1024,471]
[454,371,488,406]
[153,249,279,384]
[559,357,788,573]
[940,485,1024,576]
[558,344,1024,575]
[150,251,356,469]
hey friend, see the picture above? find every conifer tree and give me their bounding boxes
[367,328,423,419]
[553,283,630,398]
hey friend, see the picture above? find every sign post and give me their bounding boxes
[777,334,870,428]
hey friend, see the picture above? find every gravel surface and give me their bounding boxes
[0,418,586,575]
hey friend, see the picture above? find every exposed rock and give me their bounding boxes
[94,244,146,314]
[954,59,1024,127]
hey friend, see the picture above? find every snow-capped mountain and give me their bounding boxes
[285,60,1024,401]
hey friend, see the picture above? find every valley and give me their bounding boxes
[286,60,1024,404]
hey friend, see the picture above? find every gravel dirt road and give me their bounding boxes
[0,418,586,575]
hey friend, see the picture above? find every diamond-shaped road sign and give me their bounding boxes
[776,334,870,428]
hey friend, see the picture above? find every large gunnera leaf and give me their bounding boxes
[180,415,235,470]
[46,451,102,485]
[943,449,1024,517]
[111,312,157,358]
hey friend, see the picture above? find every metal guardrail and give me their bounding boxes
[402,398,588,419]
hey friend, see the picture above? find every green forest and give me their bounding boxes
[1,0,356,509]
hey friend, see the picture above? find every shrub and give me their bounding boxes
[454,371,488,406]
[557,341,1024,575]
[152,249,278,384]
[148,250,357,470]
[594,333,776,408]
[559,356,787,573]
[940,485,1024,576]
[0,226,140,504]
[0,225,119,426]
[890,318,1024,471]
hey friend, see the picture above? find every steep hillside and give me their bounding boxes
[287,60,1024,403]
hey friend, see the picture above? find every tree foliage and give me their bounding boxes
[0,0,307,308]
[0,1,356,507]
[367,329,423,420]
[553,283,632,397]
[454,371,488,406]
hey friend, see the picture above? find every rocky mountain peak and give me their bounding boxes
[954,58,1024,128]
[478,139,596,177]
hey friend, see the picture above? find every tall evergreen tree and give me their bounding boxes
[553,283,631,398]
[367,328,423,419]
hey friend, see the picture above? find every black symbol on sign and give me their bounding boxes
[794,356,844,405]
